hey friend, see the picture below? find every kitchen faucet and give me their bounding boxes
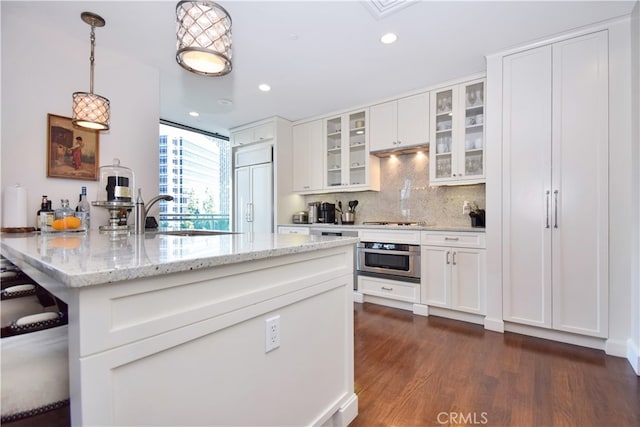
[134,191,174,234]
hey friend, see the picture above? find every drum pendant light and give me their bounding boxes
[176,1,232,76]
[72,12,111,131]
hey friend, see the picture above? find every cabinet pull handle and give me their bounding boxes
[381,286,393,291]
[545,190,550,228]
[554,190,559,229]
[246,203,254,222]
[444,237,459,241]
[452,252,457,266]
[446,251,451,265]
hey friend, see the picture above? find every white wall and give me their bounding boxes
[0,7,160,229]
[630,1,640,375]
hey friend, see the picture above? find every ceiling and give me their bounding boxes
[3,1,637,136]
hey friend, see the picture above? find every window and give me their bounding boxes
[158,123,231,231]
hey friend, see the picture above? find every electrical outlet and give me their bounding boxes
[463,200,471,215]
[265,315,280,353]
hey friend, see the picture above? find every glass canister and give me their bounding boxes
[97,158,134,203]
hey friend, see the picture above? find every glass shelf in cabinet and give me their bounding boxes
[464,148,483,154]
[327,131,341,137]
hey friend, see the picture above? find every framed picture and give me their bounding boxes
[47,113,99,180]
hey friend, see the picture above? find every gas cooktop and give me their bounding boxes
[362,221,427,227]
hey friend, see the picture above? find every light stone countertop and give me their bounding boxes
[279,223,486,232]
[0,230,358,289]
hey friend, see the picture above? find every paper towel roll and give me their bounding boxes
[2,184,28,228]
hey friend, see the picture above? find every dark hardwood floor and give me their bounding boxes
[351,303,640,427]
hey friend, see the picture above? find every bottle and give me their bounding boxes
[36,195,54,231]
[55,199,75,220]
[76,186,91,229]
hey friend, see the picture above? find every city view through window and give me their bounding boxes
[158,123,231,231]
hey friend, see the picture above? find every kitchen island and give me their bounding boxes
[1,230,359,426]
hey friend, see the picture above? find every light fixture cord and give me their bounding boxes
[89,22,96,94]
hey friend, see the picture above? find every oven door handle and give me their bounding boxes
[358,248,415,257]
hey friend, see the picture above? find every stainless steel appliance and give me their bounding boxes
[292,211,308,224]
[356,241,421,283]
[318,202,336,224]
[310,228,358,238]
[307,202,320,224]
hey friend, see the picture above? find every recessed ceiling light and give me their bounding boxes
[258,84,271,92]
[380,33,398,44]
[189,111,199,117]
[217,98,233,106]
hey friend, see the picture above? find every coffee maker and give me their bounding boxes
[318,202,336,224]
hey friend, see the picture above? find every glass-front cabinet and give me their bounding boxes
[324,109,380,191]
[429,79,485,186]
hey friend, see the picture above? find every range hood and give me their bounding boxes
[369,143,429,158]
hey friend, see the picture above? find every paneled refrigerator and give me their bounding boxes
[233,143,273,233]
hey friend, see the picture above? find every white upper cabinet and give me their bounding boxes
[292,120,324,193]
[324,109,380,192]
[231,122,275,147]
[369,92,429,153]
[429,79,485,186]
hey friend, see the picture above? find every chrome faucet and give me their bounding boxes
[134,190,173,234]
[145,195,174,218]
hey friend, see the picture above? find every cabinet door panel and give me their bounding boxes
[451,249,484,314]
[397,92,429,147]
[234,167,251,233]
[251,163,273,233]
[292,121,323,192]
[421,246,449,306]
[369,101,397,152]
[551,31,608,337]
[502,45,553,327]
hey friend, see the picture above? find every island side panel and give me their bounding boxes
[75,244,356,426]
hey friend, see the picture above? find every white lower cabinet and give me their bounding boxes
[358,275,419,304]
[421,232,485,315]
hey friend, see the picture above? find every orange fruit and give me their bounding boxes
[64,216,82,229]
[51,216,82,230]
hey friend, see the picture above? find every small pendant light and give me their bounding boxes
[72,12,111,131]
[176,1,232,76]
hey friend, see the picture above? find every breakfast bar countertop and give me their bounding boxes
[0,230,358,289]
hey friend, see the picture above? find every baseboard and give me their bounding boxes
[483,317,505,333]
[336,393,358,427]
[353,292,364,304]
[626,338,640,376]
[427,306,485,325]
[605,338,628,358]
[504,322,607,351]
[412,304,429,317]
[360,294,415,312]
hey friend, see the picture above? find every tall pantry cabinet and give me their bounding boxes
[500,30,609,338]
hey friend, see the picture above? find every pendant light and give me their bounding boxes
[72,12,110,131]
[176,1,232,76]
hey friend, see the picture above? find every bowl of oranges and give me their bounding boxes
[41,213,86,233]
